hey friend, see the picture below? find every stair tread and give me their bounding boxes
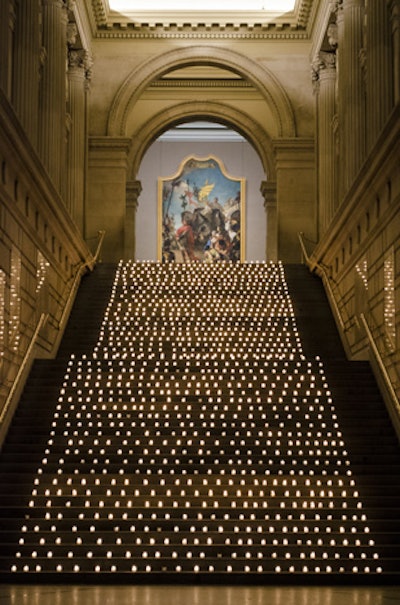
[0,262,398,581]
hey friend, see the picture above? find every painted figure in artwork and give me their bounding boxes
[159,156,245,263]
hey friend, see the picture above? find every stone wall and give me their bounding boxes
[0,91,94,433]
[309,106,400,404]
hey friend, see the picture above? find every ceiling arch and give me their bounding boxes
[107,45,296,139]
[128,101,276,181]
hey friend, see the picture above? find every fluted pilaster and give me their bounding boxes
[12,0,41,148]
[337,0,366,199]
[316,54,337,233]
[389,0,400,103]
[125,181,142,260]
[260,181,277,262]
[0,1,15,98]
[366,1,393,150]
[67,52,87,232]
[39,0,68,193]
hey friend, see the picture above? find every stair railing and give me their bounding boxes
[298,232,345,332]
[57,230,106,335]
[0,312,49,442]
[298,232,400,440]
[359,312,400,441]
[0,230,105,447]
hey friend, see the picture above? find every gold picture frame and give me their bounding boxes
[158,155,245,262]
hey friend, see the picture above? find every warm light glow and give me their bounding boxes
[10,260,381,576]
[110,0,296,11]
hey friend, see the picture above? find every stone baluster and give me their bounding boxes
[39,0,68,193]
[125,181,142,260]
[366,1,393,150]
[12,0,41,148]
[260,181,277,262]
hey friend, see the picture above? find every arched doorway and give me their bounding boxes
[135,121,267,261]
[87,44,316,264]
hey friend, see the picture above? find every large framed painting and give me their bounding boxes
[158,156,245,263]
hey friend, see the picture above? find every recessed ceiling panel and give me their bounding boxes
[109,0,296,11]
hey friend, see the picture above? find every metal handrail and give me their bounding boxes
[87,229,106,271]
[0,313,48,425]
[298,232,400,434]
[0,231,105,433]
[298,232,345,331]
[58,230,105,329]
[360,312,400,416]
[298,231,317,271]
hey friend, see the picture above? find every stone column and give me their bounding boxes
[12,0,41,148]
[260,181,277,262]
[273,139,316,263]
[366,1,393,150]
[87,137,132,262]
[388,0,400,104]
[125,181,142,260]
[67,49,87,232]
[0,0,15,98]
[39,0,68,193]
[314,52,337,234]
[336,0,366,199]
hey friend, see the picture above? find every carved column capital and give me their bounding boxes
[327,22,339,48]
[67,21,78,46]
[320,51,337,70]
[388,0,400,30]
[68,49,85,69]
[260,181,277,262]
[260,181,276,209]
[125,181,142,260]
[126,180,142,211]
[84,51,93,81]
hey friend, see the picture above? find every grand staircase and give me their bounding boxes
[0,261,399,583]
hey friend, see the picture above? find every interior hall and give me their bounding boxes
[0,1,399,603]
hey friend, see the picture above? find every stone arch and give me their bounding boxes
[128,101,276,181]
[107,45,296,138]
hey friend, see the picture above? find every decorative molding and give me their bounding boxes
[91,0,107,27]
[107,46,296,139]
[310,104,400,268]
[126,180,142,210]
[260,180,277,207]
[149,79,254,89]
[90,0,316,38]
[88,136,132,169]
[126,101,275,181]
[0,88,91,269]
[94,27,310,40]
[89,136,132,152]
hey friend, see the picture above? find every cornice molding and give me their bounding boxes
[90,0,316,38]
[89,136,132,153]
[94,28,310,40]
